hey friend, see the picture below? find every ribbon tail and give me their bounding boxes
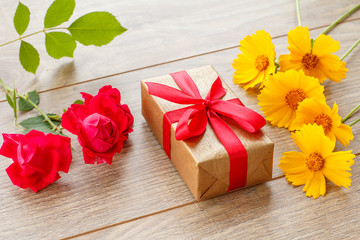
[227,98,244,106]
[163,113,172,158]
[207,110,247,191]
[162,106,198,158]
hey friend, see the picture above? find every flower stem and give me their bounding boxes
[350,118,360,127]
[340,38,360,61]
[342,103,360,123]
[296,0,302,27]
[0,27,67,47]
[320,4,360,36]
[0,78,61,132]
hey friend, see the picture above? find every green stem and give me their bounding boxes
[342,103,360,123]
[0,78,61,132]
[0,78,11,94]
[0,27,67,47]
[296,0,302,27]
[320,4,360,36]
[340,38,360,61]
[13,86,18,126]
[350,118,360,127]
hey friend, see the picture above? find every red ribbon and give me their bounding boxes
[145,71,265,191]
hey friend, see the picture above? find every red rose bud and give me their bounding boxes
[0,130,72,193]
[61,85,134,165]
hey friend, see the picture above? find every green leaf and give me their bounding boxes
[23,127,66,136]
[73,99,84,105]
[14,2,30,35]
[44,0,75,28]
[45,32,77,59]
[68,12,127,46]
[19,114,63,136]
[18,90,40,111]
[19,114,61,128]
[6,94,14,109]
[19,40,40,74]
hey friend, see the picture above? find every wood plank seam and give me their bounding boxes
[60,200,199,240]
[60,152,360,240]
[0,17,359,104]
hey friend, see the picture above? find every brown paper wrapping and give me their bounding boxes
[141,65,274,200]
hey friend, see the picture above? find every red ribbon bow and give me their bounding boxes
[145,71,265,191]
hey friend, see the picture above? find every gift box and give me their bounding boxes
[141,65,274,200]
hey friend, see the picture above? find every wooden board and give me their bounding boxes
[0,0,359,100]
[0,1,360,239]
[73,154,360,240]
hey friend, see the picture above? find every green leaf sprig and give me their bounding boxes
[1,0,127,74]
[0,78,62,134]
[0,0,127,136]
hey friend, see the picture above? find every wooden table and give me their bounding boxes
[1,0,360,239]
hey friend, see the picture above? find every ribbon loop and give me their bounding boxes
[205,77,227,101]
[170,71,202,99]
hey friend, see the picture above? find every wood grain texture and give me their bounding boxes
[0,19,360,239]
[0,0,359,100]
[73,154,360,240]
[0,1,360,239]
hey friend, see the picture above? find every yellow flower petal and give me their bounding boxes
[318,54,343,70]
[303,171,326,199]
[292,124,335,157]
[318,61,347,83]
[329,102,342,125]
[312,34,340,56]
[325,151,355,171]
[287,26,311,55]
[279,54,302,71]
[322,151,355,188]
[333,124,354,146]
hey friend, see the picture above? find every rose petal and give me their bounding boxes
[99,85,121,104]
[0,134,22,161]
[30,173,61,193]
[62,104,90,134]
[79,113,119,153]
[6,163,38,189]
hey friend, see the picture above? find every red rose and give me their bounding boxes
[61,85,134,164]
[0,130,72,193]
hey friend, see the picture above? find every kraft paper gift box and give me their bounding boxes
[141,65,274,201]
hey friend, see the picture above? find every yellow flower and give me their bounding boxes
[279,124,355,199]
[294,98,353,146]
[233,30,276,89]
[258,69,325,130]
[279,26,348,83]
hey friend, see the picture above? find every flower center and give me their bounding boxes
[255,55,269,71]
[314,113,332,134]
[306,152,325,172]
[285,89,306,110]
[302,53,319,70]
